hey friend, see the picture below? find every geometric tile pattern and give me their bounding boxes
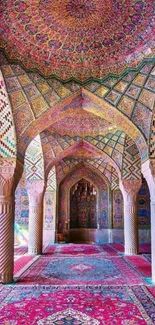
[122,136,141,180]
[15,173,29,227]
[112,190,124,228]
[0,70,16,157]
[47,166,56,191]
[132,102,152,140]
[51,110,112,137]
[150,114,155,158]
[41,130,126,170]
[25,135,44,180]
[84,131,126,169]
[138,177,150,227]
[56,157,117,186]
[89,60,155,143]
[0,60,76,143]
[1,64,35,139]
[111,170,120,191]
[1,53,154,169]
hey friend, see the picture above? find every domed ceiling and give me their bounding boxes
[0,0,155,81]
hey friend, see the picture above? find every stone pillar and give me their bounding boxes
[142,159,155,283]
[27,180,45,255]
[120,179,142,255]
[0,159,15,284]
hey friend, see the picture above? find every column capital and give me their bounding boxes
[26,180,45,205]
[142,159,155,178]
[27,179,45,195]
[142,159,155,198]
[119,179,142,203]
[0,158,16,196]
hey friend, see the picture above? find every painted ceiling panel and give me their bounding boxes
[0,0,154,81]
[40,130,126,170]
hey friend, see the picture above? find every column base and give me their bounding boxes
[125,248,138,255]
[28,247,42,255]
[0,272,14,284]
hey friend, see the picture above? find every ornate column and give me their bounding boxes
[142,159,155,283]
[27,180,45,254]
[0,159,15,284]
[120,179,142,255]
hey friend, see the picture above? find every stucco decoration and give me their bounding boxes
[0,0,154,81]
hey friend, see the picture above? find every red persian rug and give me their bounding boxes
[44,243,121,256]
[124,255,151,277]
[0,285,155,324]
[47,243,106,256]
[17,255,146,285]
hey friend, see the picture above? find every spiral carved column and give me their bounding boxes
[120,179,142,255]
[0,159,15,284]
[142,160,155,283]
[27,180,45,255]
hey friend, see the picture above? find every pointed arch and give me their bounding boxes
[46,140,121,179]
[58,164,109,236]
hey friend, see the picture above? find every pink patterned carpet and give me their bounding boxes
[44,243,119,256]
[16,254,151,286]
[13,243,152,286]
[0,285,155,324]
[0,243,153,324]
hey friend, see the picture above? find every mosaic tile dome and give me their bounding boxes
[0,0,155,81]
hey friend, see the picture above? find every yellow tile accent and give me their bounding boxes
[18,75,32,86]
[37,82,50,94]
[118,96,134,117]
[9,90,26,110]
[95,86,109,97]
[115,81,128,93]
[139,89,155,110]
[133,74,146,86]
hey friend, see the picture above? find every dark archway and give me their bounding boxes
[70,179,98,243]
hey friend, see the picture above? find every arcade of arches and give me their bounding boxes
[0,1,155,288]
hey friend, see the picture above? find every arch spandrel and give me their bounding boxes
[25,134,45,181]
